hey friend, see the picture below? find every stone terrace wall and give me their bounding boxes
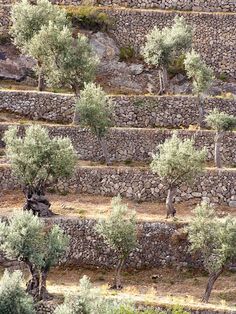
[98,0,236,12]
[0,91,236,128]
[0,166,235,205]
[0,124,235,166]
[0,8,236,77]
[105,8,236,78]
[0,90,75,123]
[2,0,236,12]
[54,217,196,269]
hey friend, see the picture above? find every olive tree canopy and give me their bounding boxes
[4,125,77,216]
[151,133,206,218]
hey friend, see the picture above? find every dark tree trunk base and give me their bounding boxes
[24,193,54,217]
[109,283,123,290]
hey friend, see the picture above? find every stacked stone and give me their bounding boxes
[0,91,236,128]
[106,8,236,78]
[97,0,236,12]
[0,123,236,165]
[0,166,235,205]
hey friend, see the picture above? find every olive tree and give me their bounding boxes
[27,22,99,96]
[151,134,206,218]
[0,270,35,314]
[10,0,68,90]
[206,109,236,168]
[187,203,236,303]
[0,210,69,300]
[75,82,113,165]
[96,196,137,290]
[141,16,192,94]
[184,50,214,128]
[4,125,77,217]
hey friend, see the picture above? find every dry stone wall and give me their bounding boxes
[98,0,236,12]
[54,217,196,269]
[0,165,235,205]
[105,8,236,78]
[0,7,235,78]
[0,123,235,166]
[2,0,236,12]
[0,91,236,128]
[35,301,236,314]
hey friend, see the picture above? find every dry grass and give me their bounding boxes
[0,190,235,222]
[39,266,236,310]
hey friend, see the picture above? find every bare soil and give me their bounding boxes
[0,190,235,222]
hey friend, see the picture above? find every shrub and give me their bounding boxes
[66,6,113,31]
[168,54,186,77]
[0,270,35,314]
[119,46,135,61]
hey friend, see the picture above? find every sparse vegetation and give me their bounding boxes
[119,46,135,62]
[66,6,113,31]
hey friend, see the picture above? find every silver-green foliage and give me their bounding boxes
[0,210,69,269]
[10,0,68,52]
[75,82,113,138]
[184,50,214,95]
[151,133,206,188]
[187,202,236,274]
[206,109,236,132]
[54,275,135,314]
[3,125,77,189]
[27,23,99,93]
[0,270,35,314]
[96,196,137,259]
[141,16,192,67]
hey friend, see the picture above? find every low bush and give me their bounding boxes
[66,6,114,31]
[119,46,135,61]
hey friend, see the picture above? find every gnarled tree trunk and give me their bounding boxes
[111,258,125,290]
[214,131,223,168]
[158,66,169,95]
[166,186,177,218]
[23,186,53,217]
[98,135,111,166]
[39,267,52,300]
[26,262,40,300]
[202,268,223,303]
